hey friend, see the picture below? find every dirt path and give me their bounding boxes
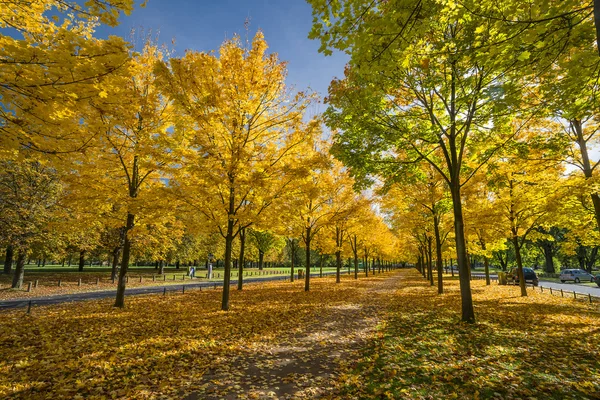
[184,273,403,400]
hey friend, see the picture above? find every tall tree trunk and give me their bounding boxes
[450,179,475,323]
[158,260,165,275]
[221,178,236,311]
[3,245,13,274]
[427,236,434,286]
[335,250,342,283]
[11,251,26,289]
[364,248,369,277]
[237,227,246,291]
[433,215,444,294]
[305,225,311,291]
[258,250,264,271]
[289,239,296,282]
[352,235,359,279]
[573,119,600,232]
[512,235,527,297]
[78,250,86,272]
[115,212,135,308]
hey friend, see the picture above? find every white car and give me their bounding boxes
[559,269,595,283]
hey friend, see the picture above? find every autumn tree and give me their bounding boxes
[82,41,175,308]
[156,31,316,310]
[488,143,564,296]
[0,159,63,288]
[1,0,135,153]
[307,0,543,322]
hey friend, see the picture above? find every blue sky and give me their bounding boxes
[96,0,348,113]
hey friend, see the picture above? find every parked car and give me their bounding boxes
[559,269,595,283]
[506,267,539,286]
[593,274,600,287]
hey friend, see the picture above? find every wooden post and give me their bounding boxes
[173,274,176,281]
[96,278,99,285]
[58,279,61,287]
[27,282,32,292]
[163,287,166,296]
[182,285,185,294]
[34,280,38,288]
[561,289,563,297]
[573,291,576,299]
[78,278,82,287]
[550,287,552,295]
[164,275,167,281]
[589,294,592,304]
[27,300,32,314]
[139,276,143,283]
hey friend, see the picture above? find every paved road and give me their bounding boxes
[0,271,344,310]
[471,273,600,297]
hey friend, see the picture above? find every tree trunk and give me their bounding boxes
[335,250,342,283]
[450,180,475,323]
[258,250,264,271]
[433,216,444,294]
[115,212,135,308]
[573,119,600,233]
[111,246,120,281]
[238,227,246,290]
[305,226,311,291]
[427,236,434,286]
[484,257,490,286]
[352,235,359,280]
[159,260,165,275]
[587,247,599,273]
[512,235,527,297]
[289,239,296,282]
[176,260,180,269]
[11,251,26,288]
[78,250,86,272]
[319,253,323,278]
[3,245,13,274]
[221,216,235,311]
[541,243,555,273]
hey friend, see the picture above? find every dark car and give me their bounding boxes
[507,267,539,287]
[594,275,600,288]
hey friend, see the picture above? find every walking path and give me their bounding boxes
[184,273,403,399]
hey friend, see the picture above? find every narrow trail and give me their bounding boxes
[185,272,404,400]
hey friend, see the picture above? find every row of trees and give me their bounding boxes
[0,1,401,310]
[308,0,600,322]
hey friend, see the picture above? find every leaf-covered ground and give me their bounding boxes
[1,269,598,399]
[336,272,600,400]
[0,272,395,399]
